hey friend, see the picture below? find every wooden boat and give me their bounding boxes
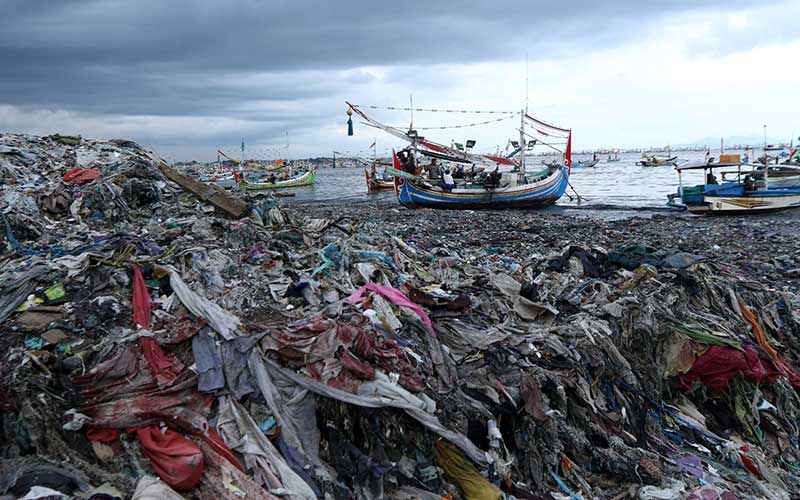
[365,170,394,191]
[638,154,678,167]
[667,154,800,214]
[751,166,800,187]
[347,102,573,210]
[607,155,620,162]
[394,165,569,209]
[238,169,316,191]
[572,159,598,168]
[364,164,394,191]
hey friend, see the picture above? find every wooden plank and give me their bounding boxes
[159,163,249,219]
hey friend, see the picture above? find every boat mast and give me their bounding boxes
[519,109,526,176]
[764,124,769,187]
[240,139,246,183]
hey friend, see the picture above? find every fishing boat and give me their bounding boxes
[572,159,598,168]
[238,168,316,191]
[638,154,679,167]
[667,153,800,214]
[365,165,394,191]
[363,140,395,191]
[393,164,568,209]
[751,165,800,187]
[346,102,572,210]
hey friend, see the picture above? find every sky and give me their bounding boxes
[0,0,798,161]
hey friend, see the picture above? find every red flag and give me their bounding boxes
[564,131,572,174]
[392,149,402,171]
[392,150,403,198]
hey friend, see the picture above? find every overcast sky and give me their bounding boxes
[1,0,798,160]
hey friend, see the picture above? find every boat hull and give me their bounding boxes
[395,167,568,209]
[688,193,800,214]
[240,170,315,191]
[365,170,394,191]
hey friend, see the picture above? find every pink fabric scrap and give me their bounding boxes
[345,282,434,334]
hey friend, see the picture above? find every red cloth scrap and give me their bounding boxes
[63,167,101,185]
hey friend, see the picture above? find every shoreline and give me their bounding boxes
[298,203,800,289]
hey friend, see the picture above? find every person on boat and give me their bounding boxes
[427,159,441,180]
[706,172,718,185]
[453,164,466,179]
[593,153,597,162]
[268,173,277,184]
[441,168,456,191]
[744,175,754,191]
[399,150,416,174]
[486,166,501,188]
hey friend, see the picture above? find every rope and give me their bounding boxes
[358,105,514,114]
[414,115,515,130]
[376,114,516,131]
[567,178,586,203]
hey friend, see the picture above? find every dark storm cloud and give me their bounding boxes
[0,0,786,156]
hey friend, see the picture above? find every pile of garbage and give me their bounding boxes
[2,133,800,499]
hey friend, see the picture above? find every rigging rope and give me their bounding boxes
[358,105,514,115]
[377,114,516,131]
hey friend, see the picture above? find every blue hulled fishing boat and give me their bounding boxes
[668,153,800,214]
[394,165,568,209]
[347,102,573,210]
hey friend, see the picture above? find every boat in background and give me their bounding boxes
[667,153,800,214]
[638,154,679,167]
[573,159,598,168]
[607,154,620,162]
[238,168,316,191]
[365,163,394,191]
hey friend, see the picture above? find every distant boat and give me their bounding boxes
[751,165,800,187]
[364,164,394,191]
[606,155,620,163]
[238,169,316,191]
[572,159,598,168]
[667,153,800,214]
[764,144,786,151]
[638,154,679,167]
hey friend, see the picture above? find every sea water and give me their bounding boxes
[234,149,756,211]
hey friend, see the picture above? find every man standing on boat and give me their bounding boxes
[427,159,441,180]
[441,168,456,191]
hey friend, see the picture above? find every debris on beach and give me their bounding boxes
[3,133,800,499]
